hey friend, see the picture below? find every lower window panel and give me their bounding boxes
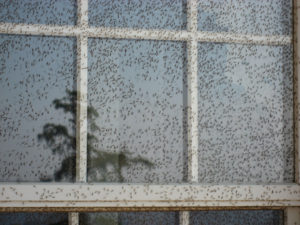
[80,212,179,225]
[0,212,68,225]
[80,210,283,225]
[0,210,284,224]
[190,210,283,225]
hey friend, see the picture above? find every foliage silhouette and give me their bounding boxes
[38,90,153,182]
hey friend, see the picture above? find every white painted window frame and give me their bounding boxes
[0,0,300,224]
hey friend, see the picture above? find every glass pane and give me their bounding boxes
[198,43,293,183]
[0,212,68,225]
[197,0,292,35]
[88,38,187,183]
[80,212,179,225]
[89,0,187,30]
[0,0,77,25]
[0,35,77,182]
[190,210,283,225]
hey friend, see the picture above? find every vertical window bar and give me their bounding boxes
[294,0,300,185]
[187,39,199,183]
[76,0,88,184]
[181,0,198,224]
[285,207,300,225]
[179,211,190,225]
[71,0,88,224]
[76,35,88,183]
[187,0,197,33]
[284,1,300,224]
[78,0,88,27]
[69,212,79,225]
[187,0,199,185]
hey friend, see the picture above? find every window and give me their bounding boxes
[0,0,300,224]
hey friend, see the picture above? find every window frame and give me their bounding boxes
[0,0,299,224]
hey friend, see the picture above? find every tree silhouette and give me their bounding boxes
[38,89,153,182]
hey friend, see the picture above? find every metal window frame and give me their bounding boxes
[0,0,299,224]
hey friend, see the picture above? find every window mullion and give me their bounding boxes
[77,0,88,28]
[187,38,198,183]
[284,207,300,225]
[76,0,88,183]
[187,0,197,33]
[187,0,198,183]
[69,212,79,225]
[71,0,88,224]
[181,0,198,224]
[294,0,300,185]
[76,35,88,183]
[179,211,190,225]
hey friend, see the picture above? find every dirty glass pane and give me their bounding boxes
[80,212,179,225]
[0,35,76,182]
[88,38,187,183]
[198,43,293,183]
[0,212,68,225]
[0,0,77,25]
[190,210,283,225]
[89,0,187,30]
[197,0,292,35]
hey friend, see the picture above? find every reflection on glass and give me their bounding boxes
[0,212,68,225]
[0,0,77,25]
[89,0,187,30]
[0,34,77,182]
[80,212,179,225]
[190,210,283,225]
[198,0,292,35]
[88,38,188,183]
[198,43,293,183]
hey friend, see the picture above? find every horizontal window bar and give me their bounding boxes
[0,23,190,41]
[196,31,292,45]
[0,184,300,208]
[0,23,291,45]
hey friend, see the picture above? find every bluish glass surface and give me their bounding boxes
[0,212,68,225]
[80,212,179,225]
[198,0,292,35]
[87,38,188,183]
[198,43,293,183]
[0,0,77,25]
[190,210,283,225]
[89,0,187,30]
[0,34,77,182]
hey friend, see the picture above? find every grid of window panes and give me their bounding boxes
[0,0,293,224]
